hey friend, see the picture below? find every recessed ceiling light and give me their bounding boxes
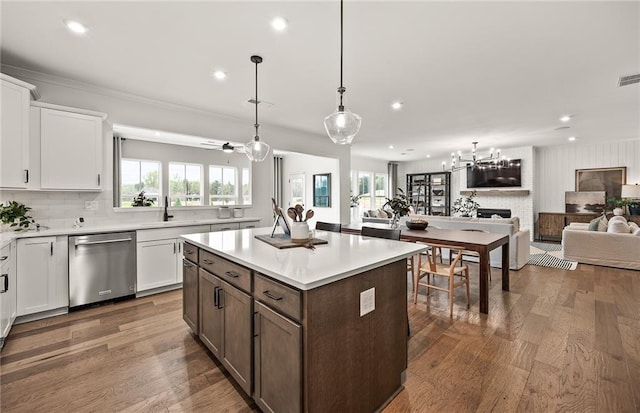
[64,20,88,34]
[406,148,414,152]
[213,70,227,80]
[568,136,576,141]
[389,145,394,149]
[560,115,572,122]
[271,17,288,31]
[391,101,403,110]
[426,155,431,158]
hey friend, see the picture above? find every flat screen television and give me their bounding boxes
[466,159,522,188]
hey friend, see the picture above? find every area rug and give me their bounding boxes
[528,242,578,270]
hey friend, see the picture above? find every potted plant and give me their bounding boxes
[132,191,155,207]
[607,197,627,216]
[383,188,411,228]
[452,190,480,217]
[0,200,36,231]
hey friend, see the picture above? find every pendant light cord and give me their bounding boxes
[254,59,259,140]
[338,0,345,110]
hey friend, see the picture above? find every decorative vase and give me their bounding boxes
[390,213,400,229]
[613,207,624,216]
[291,221,310,242]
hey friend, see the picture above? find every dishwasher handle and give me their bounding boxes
[75,237,133,247]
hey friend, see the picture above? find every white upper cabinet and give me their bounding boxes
[40,107,103,190]
[0,76,34,188]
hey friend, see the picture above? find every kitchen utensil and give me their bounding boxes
[287,208,298,221]
[304,210,314,222]
[295,204,304,221]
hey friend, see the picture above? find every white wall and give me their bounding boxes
[280,152,340,227]
[1,66,352,228]
[535,139,640,214]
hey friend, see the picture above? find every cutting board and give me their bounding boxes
[255,234,328,249]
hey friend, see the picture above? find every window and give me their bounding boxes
[374,173,388,208]
[209,165,237,205]
[351,170,389,210]
[169,163,202,206]
[242,168,251,205]
[120,159,161,207]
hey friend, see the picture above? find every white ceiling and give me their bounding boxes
[1,1,638,162]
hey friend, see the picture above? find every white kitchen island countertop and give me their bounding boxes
[182,227,427,290]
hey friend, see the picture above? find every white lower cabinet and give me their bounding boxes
[136,238,182,292]
[136,225,209,293]
[16,236,68,316]
[1,241,17,347]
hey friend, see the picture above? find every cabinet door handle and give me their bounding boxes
[0,274,8,293]
[202,259,214,265]
[214,286,218,307]
[263,290,283,301]
[173,242,176,254]
[225,271,240,279]
[24,169,29,184]
[97,174,101,186]
[0,256,8,261]
[217,288,224,309]
[178,242,181,253]
[50,242,53,256]
[253,312,260,337]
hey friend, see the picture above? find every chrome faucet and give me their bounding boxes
[163,196,173,221]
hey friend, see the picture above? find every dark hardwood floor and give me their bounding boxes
[1,261,638,412]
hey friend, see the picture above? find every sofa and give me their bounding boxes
[562,217,640,270]
[362,208,393,224]
[405,214,530,270]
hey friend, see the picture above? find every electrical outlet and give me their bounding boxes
[84,201,98,210]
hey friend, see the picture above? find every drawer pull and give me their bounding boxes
[202,259,214,265]
[184,261,196,268]
[185,250,195,255]
[0,256,8,261]
[225,271,240,279]
[263,290,283,301]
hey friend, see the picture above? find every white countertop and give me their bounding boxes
[0,217,260,248]
[182,227,427,290]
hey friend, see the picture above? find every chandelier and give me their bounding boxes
[323,0,362,145]
[443,141,506,172]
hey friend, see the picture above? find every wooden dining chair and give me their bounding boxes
[315,221,342,233]
[415,243,470,316]
[450,228,492,280]
[361,226,401,241]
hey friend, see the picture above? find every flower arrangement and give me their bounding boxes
[452,190,480,217]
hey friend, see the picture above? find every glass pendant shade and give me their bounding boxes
[324,108,362,145]
[244,136,270,162]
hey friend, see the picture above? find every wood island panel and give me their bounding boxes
[302,259,407,412]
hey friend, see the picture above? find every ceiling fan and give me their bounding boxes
[200,141,244,153]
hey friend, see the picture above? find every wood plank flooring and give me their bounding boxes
[1,262,638,412]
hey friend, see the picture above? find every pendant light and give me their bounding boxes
[245,55,271,162]
[323,0,362,145]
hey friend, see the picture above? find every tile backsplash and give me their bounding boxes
[1,190,241,230]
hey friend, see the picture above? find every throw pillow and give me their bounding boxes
[608,221,630,234]
[367,210,378,218]
[629,222,639,232]
[633,228,640,236]
[608,215,627,225]
[598,215,609,232]
[588,216,601,231]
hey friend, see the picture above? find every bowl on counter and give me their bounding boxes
[405,220,428,230]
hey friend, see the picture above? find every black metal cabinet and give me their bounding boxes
[406,171,451,216]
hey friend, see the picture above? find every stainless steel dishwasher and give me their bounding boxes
[68,231,136,308]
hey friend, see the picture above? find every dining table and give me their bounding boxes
[341,222,510,314]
